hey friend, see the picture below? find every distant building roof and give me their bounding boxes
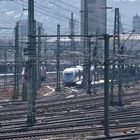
[133,14,140,19]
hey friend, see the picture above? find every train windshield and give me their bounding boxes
[63,72,73,78]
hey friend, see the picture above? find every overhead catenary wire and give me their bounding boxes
[34,0,108,31]
[13,0,108,32]
[6,0,140,47]
[37,0,140,33]
[48,1,80,16]
[13,1,75,33]
[2,0,140,33]
[49,0,80,12]
[16,0,115,33]
[35,0,115,29]
[50,0,140,31]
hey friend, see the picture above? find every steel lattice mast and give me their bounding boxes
[110,8,120,105]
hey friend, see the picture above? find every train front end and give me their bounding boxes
[62,68,76,86]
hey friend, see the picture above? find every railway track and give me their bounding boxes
[0,91,139,122]
[0,85,140,139]
[0,121,140,140]
[1,88,139,111]
[1,102,140,128]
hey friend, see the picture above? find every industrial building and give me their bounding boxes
[81,0,106,35]
[133,14,140,34]
[18,19,44,39]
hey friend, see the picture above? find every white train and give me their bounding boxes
[62,66,83,86]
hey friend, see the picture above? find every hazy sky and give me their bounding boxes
[0,0,140,35]
[108,0,140,31]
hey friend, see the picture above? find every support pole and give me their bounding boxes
[110,8,120,105]
[44,37,47,62]
[93,32,98,94]
[104,34,110,137]
[118,50,123,106]
[70,13,75,64]
[4,49,7,90]
[22,66,27,101]
[83,0,89,91]
[87,38,91,94]
[27,0,36,126]
[71,12,75,52]
[116,8,123,106]
[56,25,61,93]
[13,22,20,99]
[37,26,41,89]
